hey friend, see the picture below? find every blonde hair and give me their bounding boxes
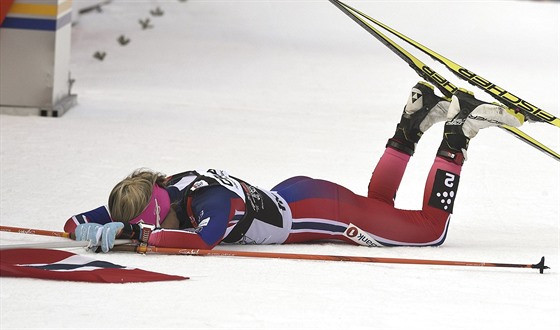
[108,169,167,222]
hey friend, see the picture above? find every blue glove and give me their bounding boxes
[99,222,124,253]
[75,223,102,247]
[75,222,124,253]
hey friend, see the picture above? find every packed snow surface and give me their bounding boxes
[1,1,558,329]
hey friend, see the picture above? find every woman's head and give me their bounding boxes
[108,169,170,225]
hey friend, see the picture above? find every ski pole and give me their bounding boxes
[0,225,132,249]
[2,225,549,273]
[113,244,549,274]
[0,239,132,250]
[0,240,90,250]
[0,225,71,238]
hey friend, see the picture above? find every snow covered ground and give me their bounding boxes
[1,0,559,329]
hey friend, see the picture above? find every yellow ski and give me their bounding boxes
[331,0,560,128]
[329,0,559,161]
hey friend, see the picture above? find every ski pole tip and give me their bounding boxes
[533,256,549,274]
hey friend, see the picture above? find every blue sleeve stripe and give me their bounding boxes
[291,221,346,233]
[77,206,112,225]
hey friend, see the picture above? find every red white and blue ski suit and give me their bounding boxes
[64,148,462,249]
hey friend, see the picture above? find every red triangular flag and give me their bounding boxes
[0,248,188,283]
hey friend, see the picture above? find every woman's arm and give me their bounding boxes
[63,205,112,233]
[147,228,216,249]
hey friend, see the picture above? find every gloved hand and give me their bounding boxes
[74,223,102,246]
[75,222,124,253]
[98,222,124,253]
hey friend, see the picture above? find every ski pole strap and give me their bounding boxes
[118,223,139,239]
[117,222,153,243]
[139,224,153,244]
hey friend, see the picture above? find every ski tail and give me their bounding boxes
[499,126,560,162]
[329,0,559,162]
[331,0,559,128]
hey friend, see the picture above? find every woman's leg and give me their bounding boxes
[278,177,356,244]
[282,82,453,245]
[357,87,525,245]
[367,148,410,205]
[354,83,457,245]
[368,81,449,204]
[280,173,454,246]
[282,84,524,247]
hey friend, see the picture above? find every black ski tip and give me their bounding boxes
[532,256,549,274]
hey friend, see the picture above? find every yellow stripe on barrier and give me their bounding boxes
[9,0,72,18]
[9,3,57,17]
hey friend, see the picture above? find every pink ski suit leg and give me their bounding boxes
[282,148,462,246]
[360,148,462,245]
